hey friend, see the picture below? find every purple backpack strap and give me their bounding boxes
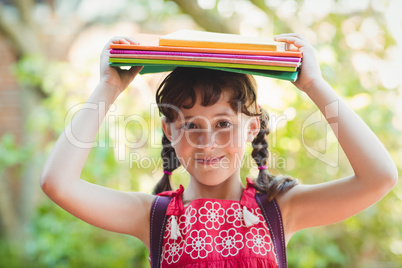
[150,195,172,268]
[255,193,287,268]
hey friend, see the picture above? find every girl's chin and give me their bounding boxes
[195,180,227,187]
[191,172,237,187]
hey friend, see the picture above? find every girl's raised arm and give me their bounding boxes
[273,34,398,241]
[40,37,154,248]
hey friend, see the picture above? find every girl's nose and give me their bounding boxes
[197,130,216,149]
[186,129,217,149]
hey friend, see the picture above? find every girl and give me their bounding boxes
[40,34,398,267]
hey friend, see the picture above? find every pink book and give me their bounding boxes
[109,49,300,63]
[109,53,300,67]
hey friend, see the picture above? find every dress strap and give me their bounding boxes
[240,177,257,208]
[150,195,172,268]
[240,177,260,227]
[255,193,288,268]
[157,184,185,216]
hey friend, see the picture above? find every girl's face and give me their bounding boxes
[162,89,260,186]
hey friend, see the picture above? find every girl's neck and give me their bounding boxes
[182,174,245,206]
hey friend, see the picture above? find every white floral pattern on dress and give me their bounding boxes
[253,207,269,230]
[160,196,278,267]
[226,203,246,228]
[163,237,185,264]
[245,227,272,255]
[199,201,225,230]
[164,216,172,239]
[178,205,197,235]
[214,228,244,257]
[185,229,213,259]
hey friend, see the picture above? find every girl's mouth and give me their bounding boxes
[195,156,225,165]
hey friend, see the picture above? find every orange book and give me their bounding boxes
[110,33,302,58]
[158,30,290,51]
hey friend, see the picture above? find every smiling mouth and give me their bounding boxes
[195,156,225,165]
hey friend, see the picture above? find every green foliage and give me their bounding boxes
[0,134,31,173]
[14,55,47,88]
[22,202,148,268]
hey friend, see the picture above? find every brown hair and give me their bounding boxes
[156,67,259,123]
[153,67,298,200]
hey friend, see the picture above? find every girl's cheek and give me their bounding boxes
[181,132,201,148]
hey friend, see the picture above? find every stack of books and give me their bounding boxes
[109,30,302,82]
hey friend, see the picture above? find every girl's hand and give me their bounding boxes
[99,36,143,94]
[274,33,323,93]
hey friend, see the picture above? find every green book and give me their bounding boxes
[109,62,299,82]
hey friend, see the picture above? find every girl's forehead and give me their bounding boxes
[181,90,236,114]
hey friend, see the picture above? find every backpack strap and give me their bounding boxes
[255,193,287,268]
[150,195,172,268]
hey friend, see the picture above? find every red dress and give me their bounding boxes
[156,178,278,268]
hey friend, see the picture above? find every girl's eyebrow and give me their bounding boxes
[183,112,236,120]
[213,112,237,119]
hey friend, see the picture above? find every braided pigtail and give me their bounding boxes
[152,131,181,195]
[252,107,298,201]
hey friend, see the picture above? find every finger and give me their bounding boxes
[273,36,307,48]
[129,65,143,76]
[112,37,131,44]
[290,45,300,52]
[111,36,140,45]
[103,36,137,51]
[103,37,124,51]
[126,37,140,45]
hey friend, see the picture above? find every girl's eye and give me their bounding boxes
[181,122,197,130]
[216,121,232,128]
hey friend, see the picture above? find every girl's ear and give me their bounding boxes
[161,118,173,141]
[247,116,260,142]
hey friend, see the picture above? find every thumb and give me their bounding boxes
[129,65,144,77]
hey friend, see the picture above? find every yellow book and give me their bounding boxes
[159,30,290,51]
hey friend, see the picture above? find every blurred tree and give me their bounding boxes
[0,0,50,247]
[0,0,145,259]
[169,0,238,33]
